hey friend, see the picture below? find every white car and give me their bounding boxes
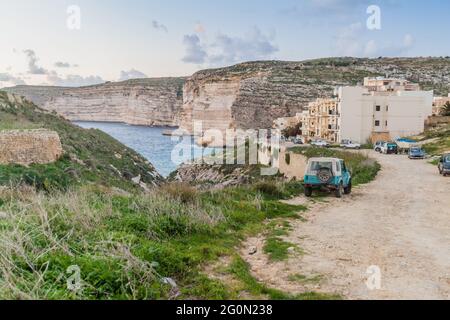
[311,140,330,148]
[341,140,361,149]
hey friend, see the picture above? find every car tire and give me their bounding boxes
[305,187,313,197]
[344,181,352,195]
[335,183,343,198]
[439,167,443,175]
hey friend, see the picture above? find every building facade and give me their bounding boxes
[337,86,433,143]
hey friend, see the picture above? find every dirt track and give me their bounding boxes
[242,151,450,300]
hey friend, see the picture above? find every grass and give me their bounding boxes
[420,124,450,156]
[0,91,163,192]
[288,274,324,284]
[0,180,315,300]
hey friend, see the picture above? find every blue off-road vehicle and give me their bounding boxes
[303,158,352,198]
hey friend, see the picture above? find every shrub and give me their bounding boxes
[158,182,198,204]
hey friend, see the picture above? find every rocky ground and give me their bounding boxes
[242,151,450,300]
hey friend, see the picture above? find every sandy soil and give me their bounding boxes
[241,151,450,300]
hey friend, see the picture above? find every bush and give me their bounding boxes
[254,181,283,198]
[158,182,198,204]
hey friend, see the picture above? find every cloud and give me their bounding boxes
[182,34,208,64]
[46,71,104,87]
[152,20,168,33]
[23,49,48,74]
[335,23,414,57]
[0,73,26,86]
[194,23,205,34]
[54,61,78,68]
[118,69,148,81]
[182,27,278,66]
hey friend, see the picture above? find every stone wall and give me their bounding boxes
[0,130,63,165]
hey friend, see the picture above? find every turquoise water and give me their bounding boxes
[75,122,217,177]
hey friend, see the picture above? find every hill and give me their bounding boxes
[0,91,163,191]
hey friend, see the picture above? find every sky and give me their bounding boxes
[1,0,449,87]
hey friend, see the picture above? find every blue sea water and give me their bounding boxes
[74,122,217,177]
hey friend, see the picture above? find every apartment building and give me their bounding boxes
[302,98,339,142]
[337,86,433,143]
[363,77,421,92]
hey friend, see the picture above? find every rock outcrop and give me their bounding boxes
[5,78,185,127]
[0,129,63,165]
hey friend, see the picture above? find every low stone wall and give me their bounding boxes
[0,130,63,165]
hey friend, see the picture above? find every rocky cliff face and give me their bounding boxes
[179,58,450,136]
[5,58,450,137]
[0,129,63,165]
[5,78,185,127]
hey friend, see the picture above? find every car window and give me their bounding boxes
[445,156,450,162]
[309,161,333,172]
[336,161,341,173]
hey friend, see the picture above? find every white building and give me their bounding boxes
[337,86,433,143]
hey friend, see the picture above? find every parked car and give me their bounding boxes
[293,138,304,145]
[380,142,399,154]
[438,153,450,176]
[340,140,361,149]
[374,141,385,152]
[303,157,352,198]
[408,147,426,160]
[311,140,330,148]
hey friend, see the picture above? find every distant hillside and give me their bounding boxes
[0,91,163,191]
[179,57,450,134]
[5,57,450,134]
[4,77,186,127]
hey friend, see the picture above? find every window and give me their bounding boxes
[386,105,389,111]
[376,105,381,112]
[375,120,380,127]
[385,121,388,127]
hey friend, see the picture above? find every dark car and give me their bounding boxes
[408,147,426,159]
[381,142,399,154]
[438,154,450,176]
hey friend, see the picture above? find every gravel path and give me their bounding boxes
[242,151,450,300]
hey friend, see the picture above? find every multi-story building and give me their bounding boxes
[363,77,421,92]
[303,98,339,142]
[337,85,433,143]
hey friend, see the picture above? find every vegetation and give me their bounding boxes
[440,102,450,116]
[0,92,162,191]
[0,180,323,300]
[420,124,450,155]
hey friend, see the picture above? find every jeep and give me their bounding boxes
[438,153,450,176]
[303,157,352,198]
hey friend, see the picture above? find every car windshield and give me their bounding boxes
[444,155,450,162]
[411,148,421,152]
[308,161,333,173]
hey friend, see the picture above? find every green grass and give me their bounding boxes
[288,274,324,284]
[264,237,300,262]
[0,181,315,300]
[0,91,162,191]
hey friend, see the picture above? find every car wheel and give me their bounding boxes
[439,167,443,175]
[304,187,313,197]
[335,183,343,198]
[344,181,352,195]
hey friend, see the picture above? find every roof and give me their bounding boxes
[308,157,342,162]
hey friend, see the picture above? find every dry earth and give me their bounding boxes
[241,151,450,300]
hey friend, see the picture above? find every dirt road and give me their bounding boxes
[242,151,450,300]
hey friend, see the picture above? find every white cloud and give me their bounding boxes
[182,27,278,66]
[46,71,104,87]
[152,20,168,33]
[54,61,78,68]
[0,73,26,86]
[23,49,48,74]
[118,69,148,81]
[182,34,208,64]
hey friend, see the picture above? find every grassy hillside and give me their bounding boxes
[0,91,163,191]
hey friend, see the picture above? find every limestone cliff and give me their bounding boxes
[5,78,185,127]
[179,58,450,135]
